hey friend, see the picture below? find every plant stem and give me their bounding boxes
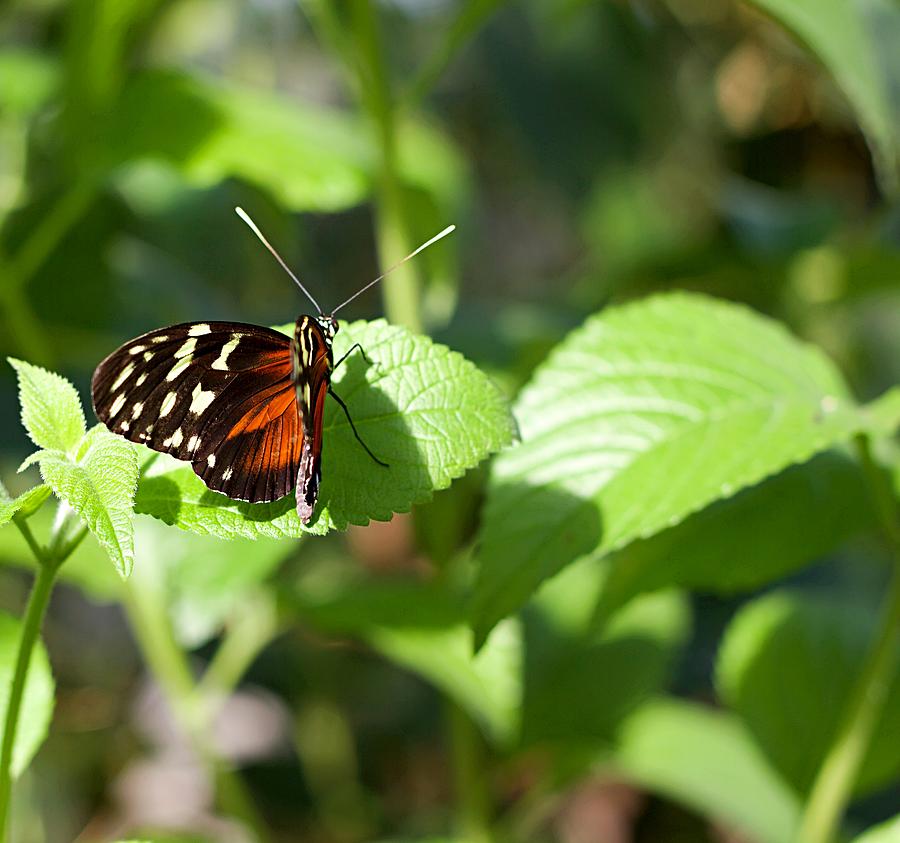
[796,434,900,843]
[349,0,422,333]
[0,557,61,839]
[120,581,275,843]
[447,702,492,843]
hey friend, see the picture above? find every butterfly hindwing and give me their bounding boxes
[91,321,303,504]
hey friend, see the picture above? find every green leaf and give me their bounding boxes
[287,578,520,746]
[8,358,86,454]
[0,612,54,778]
[852,815,900,843]
[747,0,900,192]
[136,319,514,539]
[612,699,800,843]
[0,48,59,117]
[522,572,690,747]
[472,292,870,645]
[716,590,900,797]
[33,426,138,576]
[108,70,467,214]
[593,451,874,624]
[0,482,51,529]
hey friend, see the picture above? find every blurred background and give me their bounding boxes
[0,0,899,841]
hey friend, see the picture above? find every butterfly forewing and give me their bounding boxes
[91,321,303,504]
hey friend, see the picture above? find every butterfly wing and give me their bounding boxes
[91,322,303,504]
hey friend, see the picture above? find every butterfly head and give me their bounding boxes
[317,314,339,341]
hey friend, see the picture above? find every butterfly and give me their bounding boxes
[91,209,455,524]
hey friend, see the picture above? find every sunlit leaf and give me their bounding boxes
[32,426,138,576]
[716,590,900,797]
[0,612,54,777]
[0,482,51,529]
[852,814,900,843]
[9,358,86,454]
[472,292,885,645]
[136,319,514,539]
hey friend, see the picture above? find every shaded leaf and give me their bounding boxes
[612,699,800,843]
[853,814,900,842]
[34,426,138,576]
[287,578,520,746]
[716,590,900,797]
[136,319,514,539]
[472,292,875,645]
[108,70,467,214]
[593,450,873,624]
[0,612,54,777]
[747,0,900,192]
[8,358,86,454]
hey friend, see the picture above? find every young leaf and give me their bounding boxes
[472,292,879,645]
[613,699,801,843]
[746,0,900,192]
[33,426,139,576]
[135,319,515,539]
[0,482,51,529]
[8,358,86,454]
[0,612,54,778]
[716,590,900,797]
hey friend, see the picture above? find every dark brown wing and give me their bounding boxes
[91,321,303,504]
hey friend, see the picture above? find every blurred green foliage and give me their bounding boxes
[1,1,900,843]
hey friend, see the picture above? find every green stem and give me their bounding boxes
[0,558,61,839]
[796,434,900,843]
[120,581,275,843]
[447,703,492,843]
[349,0,422,332]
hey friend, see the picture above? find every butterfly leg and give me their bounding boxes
[333,343,382,374]
[328,387,389,467]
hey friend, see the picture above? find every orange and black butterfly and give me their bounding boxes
[91,209,454,524]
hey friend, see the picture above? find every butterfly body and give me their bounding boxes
[91,315,344,524]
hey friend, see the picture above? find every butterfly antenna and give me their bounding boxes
[331,225,456,316]
[235,207,323,314]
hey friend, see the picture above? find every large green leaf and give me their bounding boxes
[136,319,514,539]
[612,699,801,843]
[472,292,888,644]
[747,0,900,191]
[0,612,55,778]
[593,450,873,625]
[107,70,467,213]
[716,590,900,797]
[8,358,86,454]
[31,426,139,576]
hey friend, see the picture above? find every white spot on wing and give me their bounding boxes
[129,345,146,355]
[188,435,201,454]
[111,363,134,391]
[163,428,184,449]
[120,421,130,432]
[222,467,233,481]
[207,454,216,467]
[136,373,147,386]
[189,382,216,415]
[166,355,192,381]
[212,335,241,371]
[175,337,197,358]
[109,394,126,417]
[131,402,143,419]
[189,324,212,336]
[143,351,153,362]
[151,335,168,344]
[160,392,177,417]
